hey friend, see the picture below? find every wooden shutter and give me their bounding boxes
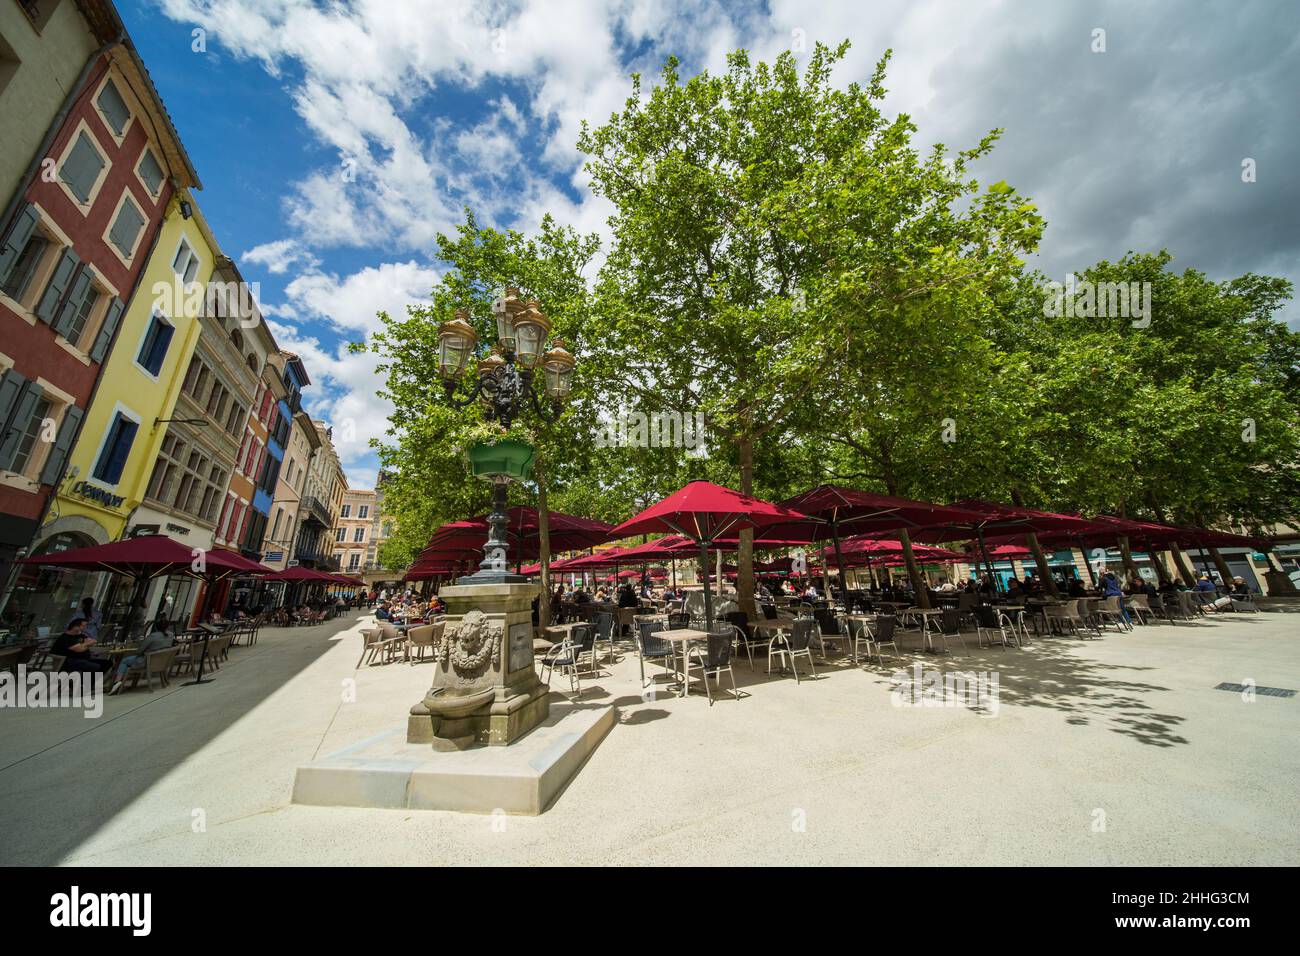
[0,380,44,471]
[40,405,83,485]
[0,204,40,283]
[145,320,174,373]
[137,149,165,194]
[35,247,81,324]
[60,133,105,203]
[97,80,131,135]
[53,266,92,338]
[0,369,27,431]
[89,296,124,362]
[95,414,138,484]
[108,201,144,256]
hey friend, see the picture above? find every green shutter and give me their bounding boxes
[53,266,91,338]
[0,369,26,431]
[60,133,106,204]
[0,204,40,284]
[40,404,83,485]
[34,247,80,325]
[90,296,124,362]
[137,149,165,194]
[0,380,44,471]
[108,201,144,257]
[96,80,131,136]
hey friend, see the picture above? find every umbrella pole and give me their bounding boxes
[832,523,848,594]
[699,539,713,630]
[976,528,999,593]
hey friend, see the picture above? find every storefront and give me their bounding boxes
[1,530,102,642]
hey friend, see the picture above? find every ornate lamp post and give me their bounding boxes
[436,288,575,584]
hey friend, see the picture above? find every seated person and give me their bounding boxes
[109,619,177,695]
[1194,574,1218,593]
[375,602,392,621]
[51,619,110,674]
[1208,576,1251,611]
[1006,578,1025,597]
[573,589,591,605]
[617,583,639,608]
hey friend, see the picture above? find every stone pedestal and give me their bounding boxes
[407,581,548,750]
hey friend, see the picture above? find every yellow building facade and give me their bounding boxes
[34,191,215,550]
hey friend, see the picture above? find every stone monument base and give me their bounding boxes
[407,677,552,751]
[291,699,614,814]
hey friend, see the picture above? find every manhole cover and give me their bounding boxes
[1215,682,1296,698]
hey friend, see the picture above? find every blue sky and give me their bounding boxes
[118,0,1300,489]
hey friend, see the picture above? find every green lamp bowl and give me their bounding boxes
[467,439,535,481]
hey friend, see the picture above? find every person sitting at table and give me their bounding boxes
[617,582,639,609]
[108,618,177,695]
[936,580,957,593]
[429,595,446,615]
[1067,577,1088,597]
[1206,576,1251,611]
[1100,572,1132,623]
[375,602,392,621]
[1194,573,1218,593]
[594,587,609,603]
[1006,577,1025,597]
[51,618,110,675]
[573,588,591,605]
[67,596,102,640]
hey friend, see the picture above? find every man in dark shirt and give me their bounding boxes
[51,619,110,674]
[617,583,639,608]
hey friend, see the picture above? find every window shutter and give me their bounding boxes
[52,265,92,338]
[146,321,174,373]
[109,202,145,257]
[60,133,106,203]
[35,247,81,324]
[0,380,44,471]
[40,405,83,485]
[96,415,138,485]
[0,204,40,283]
[0,369,27,430]
[97,80,131,135]
[90,296,124,362]
[137,149,165,194]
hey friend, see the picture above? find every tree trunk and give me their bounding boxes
[898,528,930,609]
[1207,546,1236,587]
[1117,535,1141,582]
[535,453,552,630]
[1146,493,1198,587]
[1149,549,1172,585]
[736,435,758,619]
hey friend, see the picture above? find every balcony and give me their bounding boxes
[299,495,332,528]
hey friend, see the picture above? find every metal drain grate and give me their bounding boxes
[1215,682,1296,698]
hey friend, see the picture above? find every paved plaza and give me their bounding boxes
[1,608,1296,866]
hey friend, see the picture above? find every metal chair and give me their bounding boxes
[1096,596,1132,632]
[768,618,818,683]
[595,610,618,664]
[724,611,764,670]
[1127,594,1157,625]
[932,606,971,654]
[635,620,676,689]
[686,629,742,705]
[813,608,848,659]
[974,605,1016,649]
[539,639,583,696]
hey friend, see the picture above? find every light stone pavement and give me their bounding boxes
[0,607,1296,866]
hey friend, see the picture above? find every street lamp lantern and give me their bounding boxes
[437,311,478,382]
[542,343,575,402]
[513,299,551,369]
[493,286,523,353]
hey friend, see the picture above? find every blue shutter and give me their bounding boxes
[0,380,44,471]
[0,204,40,283]
[53,266,92,338]
[40,405,83,485]
[35,247,81,325]
[93,414,137,485]
[145,320,174,374]
[90,296,124,362]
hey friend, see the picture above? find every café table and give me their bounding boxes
[655,628,710,698]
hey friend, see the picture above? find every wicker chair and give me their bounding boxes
[125,646,181,692]
[406,622,442,664]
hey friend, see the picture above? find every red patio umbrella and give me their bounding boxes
[609,480,810,628]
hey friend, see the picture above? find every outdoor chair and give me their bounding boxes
[1044,604,1075,637]
[1097,596,1132,632]
[1230,593,1261,613]
[570,623,599,676]
[933,606,971,653]
[595,610,618,664]
[668,611,690,629]
[868,614,901,663]
[406,622,442,664]
[538,638,583,696]
[760,603,778,621]
[125,646,180,693]
[768,618,818,683]
[1127,594,1158,625]
[635,620,676,689]
[686,629,742,705]
[724,612,765,670]
[1063,599,1098,638]
[974,605,1016,649]
[813,608,848,658]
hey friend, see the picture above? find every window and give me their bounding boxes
[353,527,365,543]
[59,275,102,346]
[136,148,165,196]
[6,395,51,475]
[92,412,138,485]
[0,232,48,302]
[108,197,146,258]
[19,0,60,31]
[336,527,346,542]
[136,314,174,376]
[144,433,228,522]
[172,239,199,284]
[340,503,350,518]
[347,554,360,571]
[96,78,132,137]
[358,505,369,519]
[59,131,106,204]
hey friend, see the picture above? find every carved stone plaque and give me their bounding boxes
[508,621,533,673]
